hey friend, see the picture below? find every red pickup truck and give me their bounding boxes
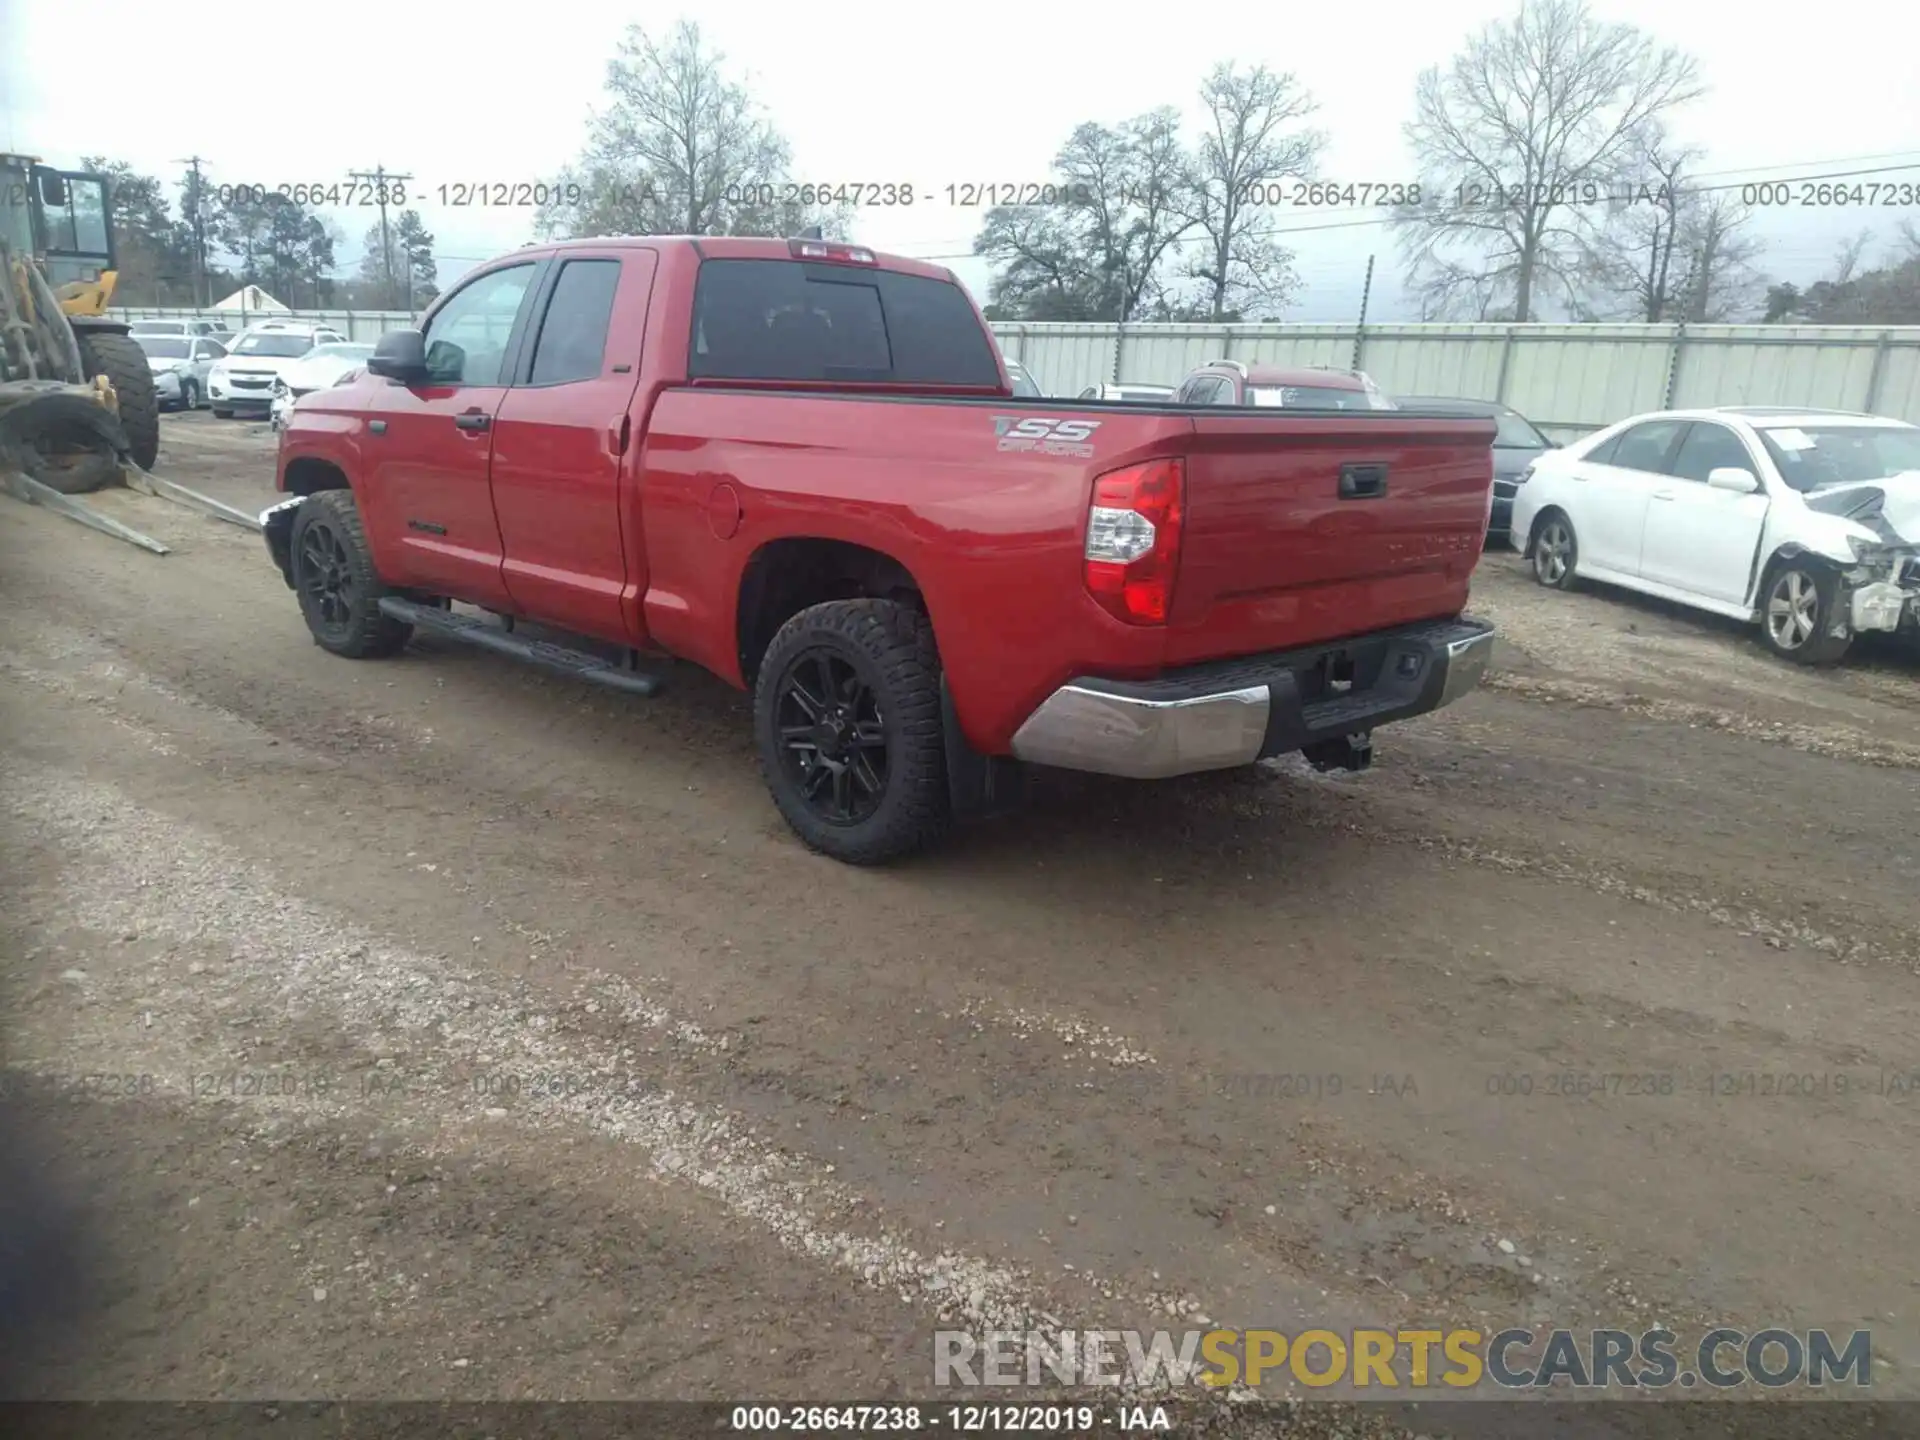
[263,236,1497,863]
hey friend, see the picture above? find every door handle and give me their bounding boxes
[1651,490,1675,501]
[1337,462,1388,500]
[453,411,491,433]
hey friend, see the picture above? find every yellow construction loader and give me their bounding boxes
[1,154,249,551]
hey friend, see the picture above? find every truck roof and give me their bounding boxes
[531,234,961,284]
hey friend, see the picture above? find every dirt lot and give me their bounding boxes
[4,413,1919,1430]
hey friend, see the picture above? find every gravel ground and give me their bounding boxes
[3,413,1918,1435]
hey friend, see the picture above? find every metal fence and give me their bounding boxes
[113,306,420,343]
[114,306,1920,437]
[994,321,1920,440]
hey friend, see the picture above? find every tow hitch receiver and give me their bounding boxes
[1304,731,1373,773]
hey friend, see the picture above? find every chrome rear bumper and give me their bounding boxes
[1009,617,1496,780]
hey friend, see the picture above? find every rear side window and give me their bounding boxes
[528,259,621,385]
[689,259,999,386]
[1608,420,1687,474]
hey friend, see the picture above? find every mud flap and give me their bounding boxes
[943,677,1030,819]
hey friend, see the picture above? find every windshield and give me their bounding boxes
[137,338,191,359]
[1248,384,1375,410]
[1495,411,1550,448]
[233,333,316,358]
[1758,426,1920,491]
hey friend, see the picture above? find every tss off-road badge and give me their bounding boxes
[994,415,1102,458]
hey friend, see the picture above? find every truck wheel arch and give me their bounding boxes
[283,457,352,496]
[265,460,355,588]
[736,537,932,687]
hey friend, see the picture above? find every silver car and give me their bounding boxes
[135,333,228,411]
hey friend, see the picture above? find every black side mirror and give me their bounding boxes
[366,329,428,383]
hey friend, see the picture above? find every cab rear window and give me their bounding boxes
[689,259,999,386]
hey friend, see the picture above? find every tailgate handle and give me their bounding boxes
[1338,463,1389,500]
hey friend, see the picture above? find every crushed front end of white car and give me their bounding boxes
[1798,478,1920,637]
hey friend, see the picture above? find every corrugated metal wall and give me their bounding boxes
[995,322,1920,438]
[114,306,422,343]
[116,306,1920,436]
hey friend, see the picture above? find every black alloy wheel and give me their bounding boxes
[773,648,892,826]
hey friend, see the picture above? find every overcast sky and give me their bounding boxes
[4,0,1917,319]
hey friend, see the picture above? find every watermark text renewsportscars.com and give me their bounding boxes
[933,1327,1872,1391]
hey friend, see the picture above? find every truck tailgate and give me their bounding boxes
[1168,412,1497,662]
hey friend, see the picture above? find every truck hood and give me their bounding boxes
[1802,471,1920,544]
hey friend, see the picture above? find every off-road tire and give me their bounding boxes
[73,331,161,470]
[754,599,951,864]
[1759,558,1852,666]
[289,489,412,659]
[1529,510,1580,590]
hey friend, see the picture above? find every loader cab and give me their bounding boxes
[0,154,116,299]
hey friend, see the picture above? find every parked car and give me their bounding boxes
[1510,406,1920,665]
[263,235,1497,863]
[1075,382,1175,402]
[1397,396,1554,544]
[134,332,227,411]
[208,323,344,418]
[1173,360,1397,410]
[1005,358,1042,398]
[269,342,376,430]
[129,317,229,340]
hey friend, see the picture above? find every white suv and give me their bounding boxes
[207,322,347,419]
[1511,406,1920,665]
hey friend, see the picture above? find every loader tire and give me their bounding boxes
[74,331,161,471]
[31,452,125,496]
[0,391,131,495]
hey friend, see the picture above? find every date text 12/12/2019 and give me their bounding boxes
[427,179,1425,210]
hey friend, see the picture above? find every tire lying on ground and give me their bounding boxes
[73,330,161,471]
[0,390,132,495]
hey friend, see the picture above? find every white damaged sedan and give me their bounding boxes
[269,342,374,431]
[1511,407,1920,665]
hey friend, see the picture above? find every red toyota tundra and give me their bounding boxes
[263,235,1497,863]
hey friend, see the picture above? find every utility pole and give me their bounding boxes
[173,155,209,307]
[349,165,413,308]
[1351,254,1376,372]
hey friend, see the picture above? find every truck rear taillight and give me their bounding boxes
[1084,457,1184,625]
[789,239,877,265]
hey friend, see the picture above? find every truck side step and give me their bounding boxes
[377,598,665,697]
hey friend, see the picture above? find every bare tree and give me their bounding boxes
[1586,127,1765,320]
[976,110,1196,322]
[1396,0,1702,321]
[1831,229,1874,285]
[1675,191,1766,321]
[538,20,843,240]
[1178,64,1322,320]
[1764,227,1920,324]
